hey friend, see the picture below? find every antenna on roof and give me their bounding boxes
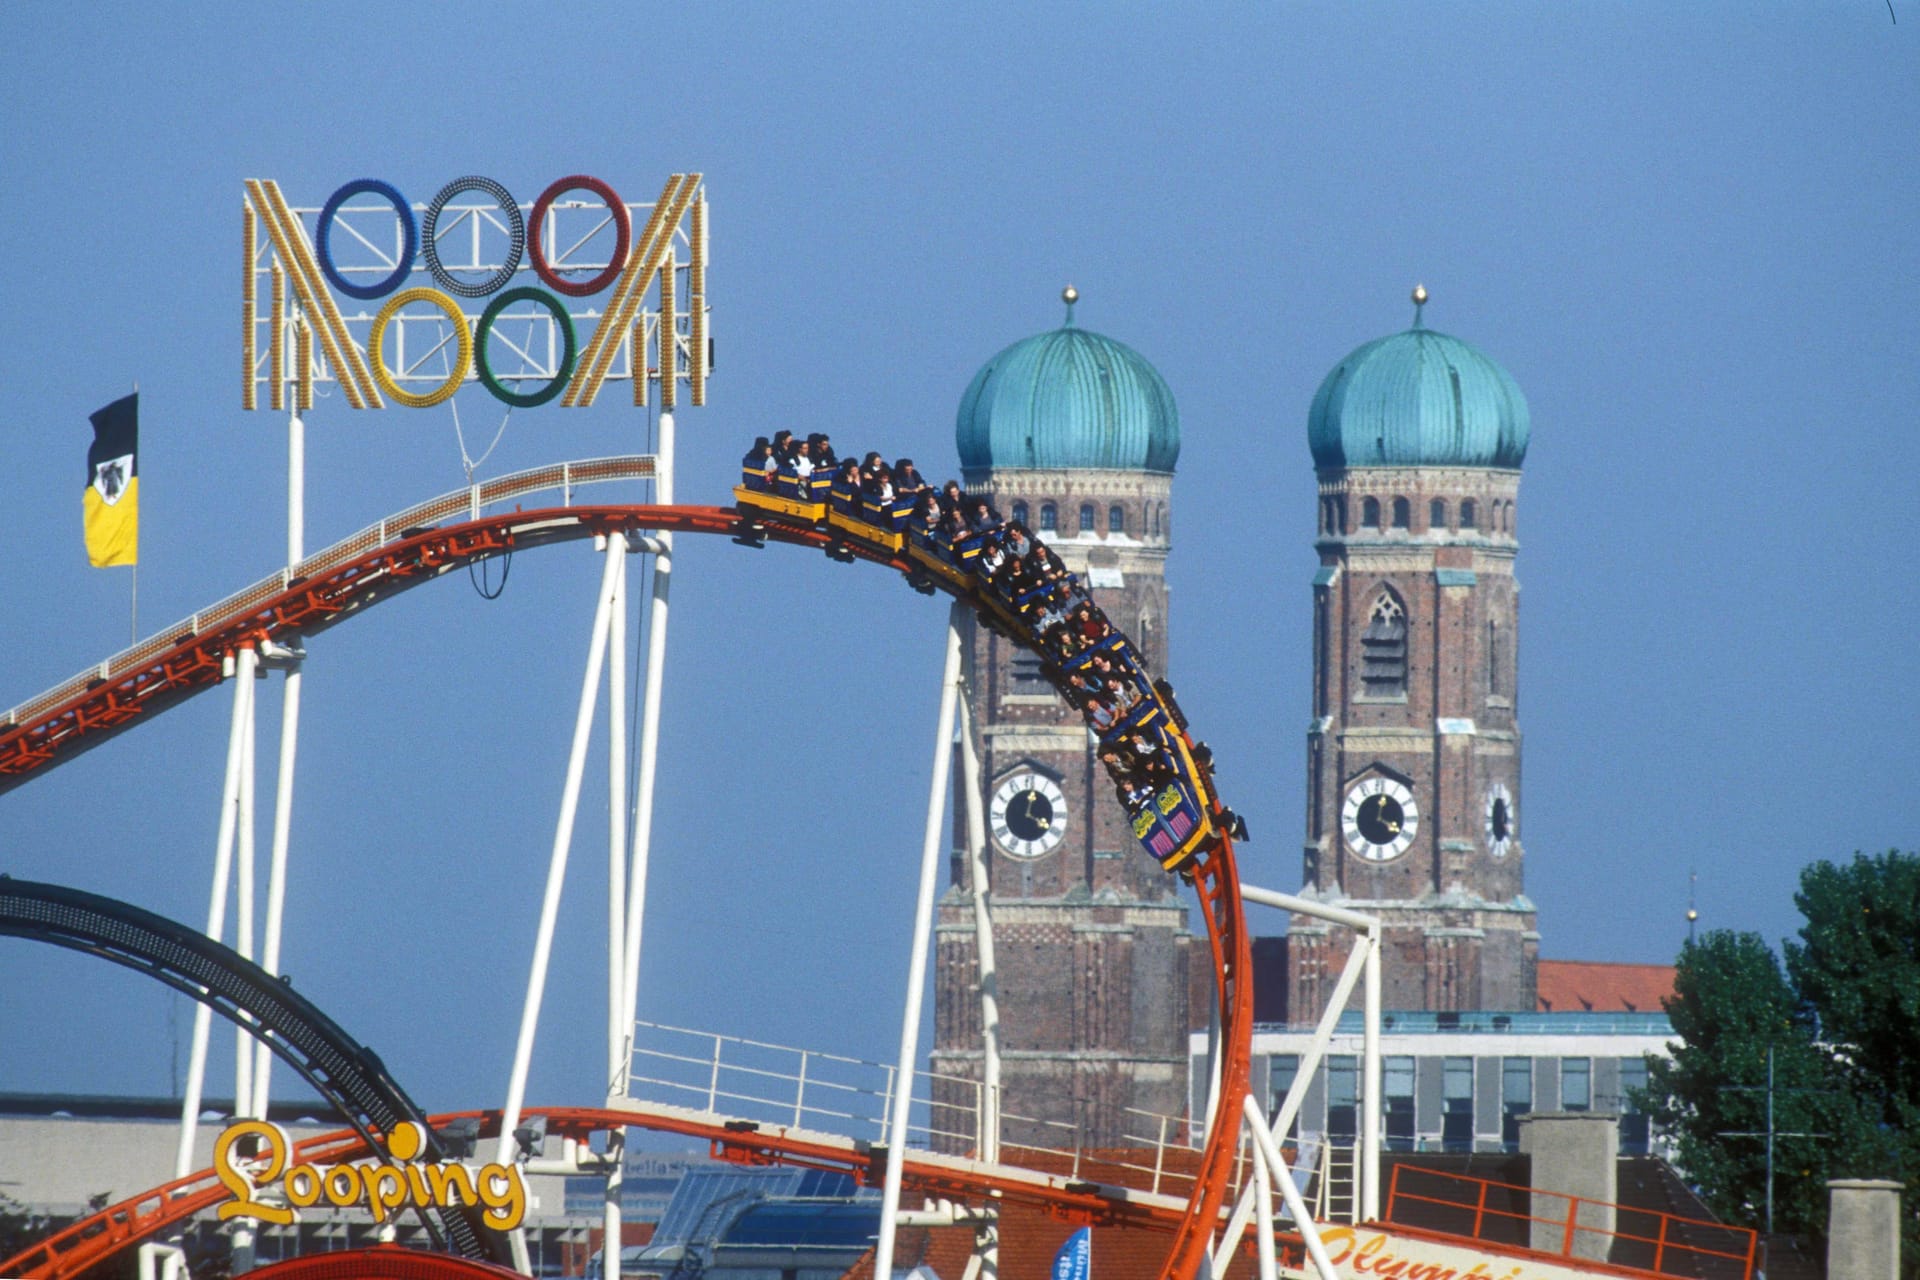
[1686,868,1699,944]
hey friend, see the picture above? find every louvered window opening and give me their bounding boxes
[1361,594,1408,697]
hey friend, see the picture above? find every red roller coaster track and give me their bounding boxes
[0,493,1253,1280]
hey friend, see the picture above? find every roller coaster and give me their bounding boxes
[0,458,1751,1280]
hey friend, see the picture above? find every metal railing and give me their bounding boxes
[1384,1164,1758,1279]
[3,456,655,731]
[618,1019,1207,1199]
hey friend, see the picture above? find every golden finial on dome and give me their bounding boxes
[1062,283,1079,326]
[1411,282,1428,328]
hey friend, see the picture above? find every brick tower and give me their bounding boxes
[930,290,1193,1149]
[1288,291,1539,1019]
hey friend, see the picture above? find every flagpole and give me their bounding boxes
[130,380,139,644]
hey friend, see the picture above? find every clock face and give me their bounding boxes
[990,772,1069,859]
[1342,775,1418,862]
[1485,783,1515,859]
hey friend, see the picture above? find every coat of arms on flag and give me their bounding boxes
[84,393,139,567]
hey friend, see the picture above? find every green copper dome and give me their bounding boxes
[956,321,1179,473]
[1309,326,1529,469]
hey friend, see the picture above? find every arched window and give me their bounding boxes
[1392,497,1410,529]
[1362,497,1381,528]
[1079,503,1096,533]
[1039,502,1057,532]
[1010,500,1029,526]
[1109,504,1125,535]
[1430,498,1447,530]
[1460,499,1477,531]
[1361,590,1408,698]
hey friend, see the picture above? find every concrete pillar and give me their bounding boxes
[1827,1180,1902,1280]
[1517,1112,1618,1261]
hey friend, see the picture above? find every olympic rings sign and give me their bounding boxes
[244,173,699,411]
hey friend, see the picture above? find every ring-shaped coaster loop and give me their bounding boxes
[370,287,472,408]
[476,287,577,408]
[317,179,416,300]
[528,175,630,297]
[421,175,525,298]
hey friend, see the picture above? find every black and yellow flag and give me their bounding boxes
[84,393,138,567]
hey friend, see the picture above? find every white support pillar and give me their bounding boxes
[1215,885,1382,1263]
[497,541,624,1171]
[253,409,306,1116]
[1243,1095,1339,1280]
[177,646,257,1177]
[954,683,1000,1163]
[233,681,257,1118]
[1251,1127,1278,1280]
[621,412,673,1043]
[603,532,630,1275]
[875,605,965,1280]
[1361,926,1382,1222]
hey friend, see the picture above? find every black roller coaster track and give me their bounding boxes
[0,876,507,1264]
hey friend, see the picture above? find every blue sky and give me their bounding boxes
[1,4,1915,1121]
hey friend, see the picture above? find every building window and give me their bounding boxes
[1269,1054,1301,1138]
[1010,652,1050,689]
[1391,497,1410,529]
[1502,1056,1532,1152]
[1109,504,1125,535]
[1360,591,1408,698]
[1327,1055,1358,1144]
[1460,498,1477,531]
[1079,503,1096,533]
[1488,619,1502,699]
[1561,1057,1591,1111]
[1618,1058,1651,1155]
[1362,497,1381,529]
[1430,498,1447,530]
[1384,1056,1416,1152]
[1442,1057,1475,1153]
[1039,502,1057,532]
[1010,500,1028,526]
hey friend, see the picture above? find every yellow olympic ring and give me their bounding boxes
[370,287,472,408]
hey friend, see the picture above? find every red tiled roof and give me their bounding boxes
[1537,960,1676,1013]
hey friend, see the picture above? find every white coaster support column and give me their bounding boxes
[253,403,306,1117]
[954,677,1000,1163]
[621,411,673,1030]
[603,531,630,1279]
[875,604,965,1280]
[498,538,625,1174]
[176,644,258,1177]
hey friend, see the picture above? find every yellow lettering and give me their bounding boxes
[285,1163,323,1207]
[427,1161,477,1207]
[324,1163,361,1207]
[364,1164,409,1223]
[407,1161,431,1204]
[1319,1226,1356,1264]
[476,1165,527,1230]
[386,1121,426,1161]
[213,1121,295,1226]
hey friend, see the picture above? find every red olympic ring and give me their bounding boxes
[527,175,631,297]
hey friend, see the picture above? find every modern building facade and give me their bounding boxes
[930,293,1194,1149]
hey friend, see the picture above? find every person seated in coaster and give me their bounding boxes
[809,432,838,467]
[893,458,928,498]
[741,437,773,490]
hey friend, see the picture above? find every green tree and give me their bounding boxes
[1642,850,1920,1274]
[1785,850,1920,1269]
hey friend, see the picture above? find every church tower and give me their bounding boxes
[1288,291,1539,1019]
[931,291,1193,1148]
